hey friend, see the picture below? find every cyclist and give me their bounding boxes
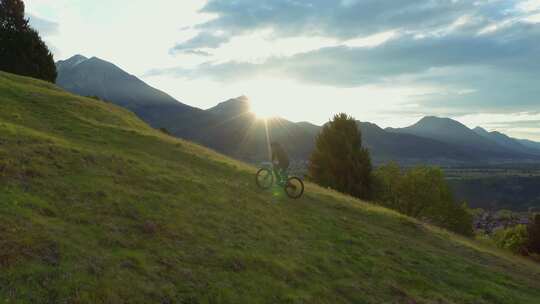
[270,141,290,185]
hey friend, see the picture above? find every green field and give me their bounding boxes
[1,71,540,303]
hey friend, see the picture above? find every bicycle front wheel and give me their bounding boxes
[255,168,274,190]
[285,177,304,199]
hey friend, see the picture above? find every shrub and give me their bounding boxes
[493,225,529,255]
[374,163,473,236]
[309,113,372,200]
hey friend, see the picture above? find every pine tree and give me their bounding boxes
[0,0,57,82]
[309,113,373,199]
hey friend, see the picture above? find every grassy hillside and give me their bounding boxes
[1,71,540,304]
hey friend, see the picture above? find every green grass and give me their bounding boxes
[1,71,540,303]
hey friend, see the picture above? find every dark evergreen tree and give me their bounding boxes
[0,0,57,82]
[309,113,372,199]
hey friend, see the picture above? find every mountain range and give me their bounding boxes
[55,55,540,165]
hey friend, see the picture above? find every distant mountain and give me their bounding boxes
[359,122,476,165]
[473,127,539,155]
[56,54,88,70]
[387,116,539,160]
[519,139,540,152]
[388,117,499,150]
[180,97,319,162]
[56,55,205,131]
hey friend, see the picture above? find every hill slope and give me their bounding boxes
[2,72,540,303]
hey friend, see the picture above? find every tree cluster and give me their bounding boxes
[0,0,57,82]
[373,163,474,236]
[308,113,372,200]
[308,113,473,236]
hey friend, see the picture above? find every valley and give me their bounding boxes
[443,165,540,211]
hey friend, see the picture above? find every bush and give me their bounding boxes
[309,113,372,200]
[493,225,529,255]
[0,0,57,82]
[374,163,473,236]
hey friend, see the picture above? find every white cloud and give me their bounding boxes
[342,31,397,48]
[523,13,540,22]
[517,0,540,12]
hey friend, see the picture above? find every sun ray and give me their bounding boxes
[264,118,272,162]
[235,117,259,156]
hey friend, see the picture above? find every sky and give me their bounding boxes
[24,0,540,141]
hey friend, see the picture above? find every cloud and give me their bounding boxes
[169,0,515,52]
[171,32,230,54]
[162,21,540,82]
[157,18,540,114]
[181,49,212,57]
[166,0,539,79]
[190,0,531,46]
[198,0,492,38]
[27,14,59,36]
[151,0,540,129]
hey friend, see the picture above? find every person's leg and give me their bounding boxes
[279,165,289,186]
[273,166,282,185]
[281,167,289,180]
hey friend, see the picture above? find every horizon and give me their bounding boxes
[25,0,540,141]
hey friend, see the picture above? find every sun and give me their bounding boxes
[249,100,281,119]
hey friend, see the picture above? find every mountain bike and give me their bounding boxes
[255,162,305,199]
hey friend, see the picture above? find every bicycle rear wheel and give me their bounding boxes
[255,168,274,190]
[285,177,304,199]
